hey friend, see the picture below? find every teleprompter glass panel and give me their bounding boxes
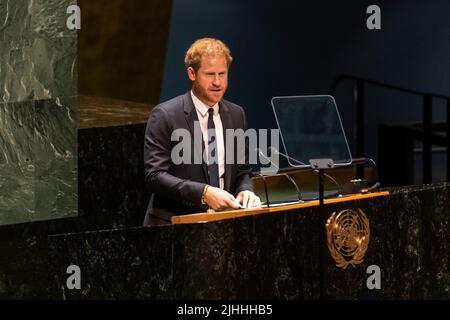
[271,95,352,168]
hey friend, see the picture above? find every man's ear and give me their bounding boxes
[187,67,196,81]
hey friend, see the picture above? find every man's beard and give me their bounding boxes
[192,82,224,105]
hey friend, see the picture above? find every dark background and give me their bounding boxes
[78,0,172,104]
[78,0,450,185]
[160,0,450,183]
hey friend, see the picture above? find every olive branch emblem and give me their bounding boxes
[326,209,370,269]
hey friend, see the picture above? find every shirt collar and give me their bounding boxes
[191,90,219,117]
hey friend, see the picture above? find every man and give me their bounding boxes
[144,38,259,226]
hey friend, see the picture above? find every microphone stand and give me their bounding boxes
[257,149,303,206]
[256,149,278,208]
[254,172,270,208]
[309,158,335,300]
[281,173,302,202]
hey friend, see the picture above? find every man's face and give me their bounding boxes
[188,55,228,107]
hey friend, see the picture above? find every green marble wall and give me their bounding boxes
[0,0,77,225]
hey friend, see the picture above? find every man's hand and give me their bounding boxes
[236,190,261,208]
[204,186,240,211]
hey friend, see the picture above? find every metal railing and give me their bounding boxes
[330,75,450,183]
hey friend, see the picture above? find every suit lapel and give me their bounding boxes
[219,101,233,192]
[183,92,208,183]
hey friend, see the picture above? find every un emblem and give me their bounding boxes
[326,209,370,269]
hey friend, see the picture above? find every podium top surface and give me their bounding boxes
[171,191,389,225]
[78,95,153,129]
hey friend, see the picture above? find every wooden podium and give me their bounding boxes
[172,191,390,224]
[1,183,449,299]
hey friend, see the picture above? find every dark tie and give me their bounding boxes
[207,108,220,188]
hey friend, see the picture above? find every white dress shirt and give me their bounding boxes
[191,91,225,190]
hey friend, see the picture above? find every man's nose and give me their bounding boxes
[212,75,220,86]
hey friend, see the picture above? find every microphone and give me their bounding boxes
[269,147,341,198]
[257,147,302,202]
[256,147,280,170]
[365,158,381,193]
[269,146,307,166]
[366,182,380,192]
[362,158,381,193]
[253,148,271,208]
[340,157,380,194]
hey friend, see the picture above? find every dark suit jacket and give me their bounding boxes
[143,91,253,225]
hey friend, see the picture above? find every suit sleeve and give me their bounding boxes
[234,108,254,194]
[144,106,205,203]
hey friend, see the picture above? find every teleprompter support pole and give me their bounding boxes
[309,159,335,299]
